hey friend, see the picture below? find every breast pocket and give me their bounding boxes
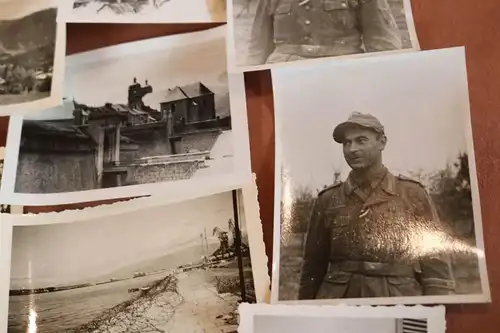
[270,0,294,43]
[325,206,350,240]
[323,0,357,30]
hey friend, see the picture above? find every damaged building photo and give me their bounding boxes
[14,77,232,194]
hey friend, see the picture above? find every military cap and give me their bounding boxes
[333,112,385,143]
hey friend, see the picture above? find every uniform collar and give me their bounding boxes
[344,167,397,196]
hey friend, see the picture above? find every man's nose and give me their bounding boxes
[347,142,361,153]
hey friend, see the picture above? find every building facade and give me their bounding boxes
[15,79,232,193]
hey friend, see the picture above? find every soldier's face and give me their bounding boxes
[342,127,386,170]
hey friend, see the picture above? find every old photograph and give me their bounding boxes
[0,146,9,213]
[4,25,251,205]
[228,0,419,71]
[0,0,65,115]
[238,304,445,333]
[60,0,226,23]
[7,186,265,333]
[271,47,490,304]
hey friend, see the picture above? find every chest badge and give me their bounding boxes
[358,208,371,218]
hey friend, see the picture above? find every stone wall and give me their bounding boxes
[174,130,221,153]
[127,161,204,184]
[15,129,224,193]
[15,152,97,193]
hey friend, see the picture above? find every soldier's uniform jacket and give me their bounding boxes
[298,169,456,299]
[247,0,403,65]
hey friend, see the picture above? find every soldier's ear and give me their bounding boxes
[377,134,387,150]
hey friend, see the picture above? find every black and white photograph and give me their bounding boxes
[60,0,226,23]
[228,0,419,72]
[0,0,65,115]
[271,46,490,304]
[6,185,267,333]
[0,146,9,213]
[3,25,251,205]
[238,304,445,333]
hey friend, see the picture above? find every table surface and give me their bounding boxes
[3,0,500,330]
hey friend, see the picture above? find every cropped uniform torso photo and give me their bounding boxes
[247,0,403,65]
[298,168,456,300]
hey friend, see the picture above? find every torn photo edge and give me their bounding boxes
[226,0,421,73]
[57,0,227,24]
[0,176,270,331]
[0,25,253,206]
[237,303,446,333]
[269,46,490,305]
[0,3,66,117]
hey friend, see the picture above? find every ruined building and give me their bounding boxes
[15,78,231,193]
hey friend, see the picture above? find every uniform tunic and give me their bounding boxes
[247,0,403,65]
[298,169,456,299]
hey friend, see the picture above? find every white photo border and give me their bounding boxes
[0,25,253,206]
[57,0,227,24]
[0,178,270,331]
[0,1,66,117]
[270,46,491,305]
[226,0,421,73]
[238,303,446,333]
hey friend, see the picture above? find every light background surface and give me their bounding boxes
[0,0,57,20]
[10,192,234,289]
[273,47,470,194]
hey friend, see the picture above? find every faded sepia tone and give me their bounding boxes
[14,28,234,195]
[272,48,487,303]
[231,0,415,69]
[207,0,227,22]
[0,0,57,106]
[70,0,225,22]
[9,190,255,333]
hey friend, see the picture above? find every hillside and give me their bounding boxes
[0,8,57,68]
[100,243,220,280]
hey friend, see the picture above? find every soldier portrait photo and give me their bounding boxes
[271,47,490,304]
[229,0,419,70]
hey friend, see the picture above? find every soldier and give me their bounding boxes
[247,0,403,66]
[298,112,456,299]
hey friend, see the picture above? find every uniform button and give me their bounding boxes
[306,47,313,52]
[304,20,311,25]
[339,39,346,45]
[305,5,311,10]
[341,1,348,7]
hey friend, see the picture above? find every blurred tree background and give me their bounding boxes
[279,153,480,299]
[286,153,475,240]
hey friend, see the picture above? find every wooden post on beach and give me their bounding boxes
[231,190,247,301]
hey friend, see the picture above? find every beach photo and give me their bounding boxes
[271,47,490,305]
[228,0,419,72]
[0,0,65,115]
[7,187,265,333]
[3,26,251,205]
[238,304,445,333]
[61,0,227,23]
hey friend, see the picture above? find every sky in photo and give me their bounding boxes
[0,0,57,20]
[25,28,228,120]
[10,191,241,289]
[272,48,471,193]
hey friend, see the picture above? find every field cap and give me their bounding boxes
[333,112,384,143]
